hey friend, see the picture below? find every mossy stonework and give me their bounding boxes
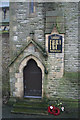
[2,2,79,100]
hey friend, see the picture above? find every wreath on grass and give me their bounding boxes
[48,100,65,116]
[48,105,60,116]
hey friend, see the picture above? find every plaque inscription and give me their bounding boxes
[48,34,62,53]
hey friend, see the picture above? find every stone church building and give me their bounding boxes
[1,2,79,102]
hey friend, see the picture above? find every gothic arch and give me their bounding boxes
[14,55,45,98]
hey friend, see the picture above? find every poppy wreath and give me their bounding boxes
[48,106,60,116]
[48,106,55,114]
[52,107,60,116]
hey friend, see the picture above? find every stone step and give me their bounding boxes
[13,102,48,110]
[11,98,48,115]
[17,98,44,103]
[11,107,48,115]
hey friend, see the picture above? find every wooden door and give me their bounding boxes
[23,59,42,97]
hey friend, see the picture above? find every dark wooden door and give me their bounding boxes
[23,59,42,97]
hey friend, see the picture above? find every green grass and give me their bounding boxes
[47,97,78,116]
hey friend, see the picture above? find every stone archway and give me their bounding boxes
[15,55,45,98]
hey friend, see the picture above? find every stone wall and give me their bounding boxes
[0,5,10,102]
[78,2,80,99]
[9,37,46,98]
[2,33,10,98]
[44,3,79,99]
[10,2,45,59]
[10,2,79,72]
[6,2,79,99]
[60,2,79,72]
[45,2,79,72]
[45,31,64,98]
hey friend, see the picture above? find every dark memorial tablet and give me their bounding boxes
[48,34,62,53]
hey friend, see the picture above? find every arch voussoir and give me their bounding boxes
[14,55,45,98]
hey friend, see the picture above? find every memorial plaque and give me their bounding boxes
[48,34,62,53]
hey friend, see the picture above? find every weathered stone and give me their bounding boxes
[2,2,79,100]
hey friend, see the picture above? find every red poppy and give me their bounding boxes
[52,107,60,116]
[48,106,60,116]
[48,106,55,114]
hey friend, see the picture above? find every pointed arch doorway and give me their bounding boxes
[23,59,42,98]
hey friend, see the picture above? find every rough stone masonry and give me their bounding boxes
[2,2,79,100]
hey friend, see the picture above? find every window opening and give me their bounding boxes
[3,8,6,19]
[30,0,35,14]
